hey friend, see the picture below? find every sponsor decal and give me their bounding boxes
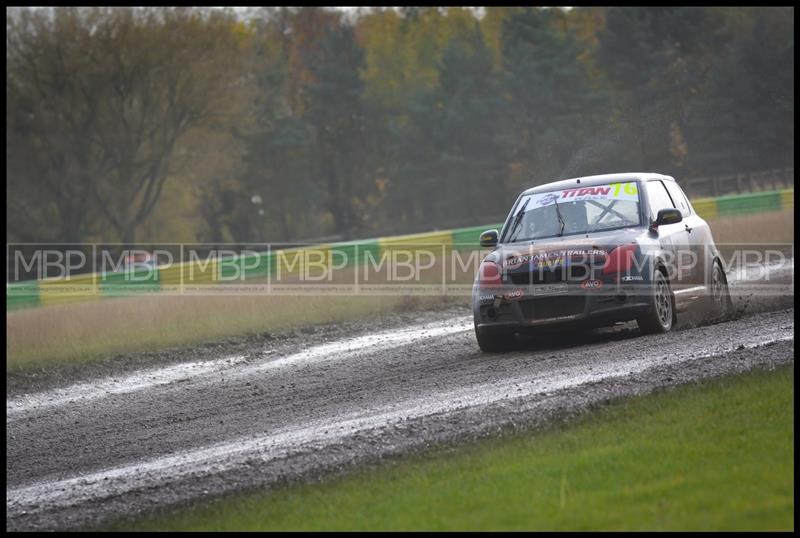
[479,288,524,303]
[518,182,639,212]
[503,288,524,300]
[504,248,607,269]
[621,275,644,282]
[535,193,560,207]
[580,279,603,290]
[533,283,569,296]
[560,182,638,201]
[538,256,564,269]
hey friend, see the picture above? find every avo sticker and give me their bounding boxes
[503,288,524,300]
[580,279,603,290]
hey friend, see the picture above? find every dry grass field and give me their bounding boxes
[6,294,464,371]
[706,209,794,245]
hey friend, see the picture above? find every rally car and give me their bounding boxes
[472,173,732,352]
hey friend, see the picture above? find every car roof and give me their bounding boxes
[520,172,675,195]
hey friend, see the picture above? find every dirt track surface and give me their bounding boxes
[6,283,795,530]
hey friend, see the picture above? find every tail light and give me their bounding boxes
[479,260,502,288]
[602,244,637,275]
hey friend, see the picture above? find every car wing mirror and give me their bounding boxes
[479,229,499,248]
[651,208,682,232]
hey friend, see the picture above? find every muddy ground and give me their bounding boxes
[6,278,795,531]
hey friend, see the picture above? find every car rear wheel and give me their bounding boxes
[475,325,515,353]
[705,260,733,321]
[637,270,675,334]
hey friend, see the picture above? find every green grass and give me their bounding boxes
[116,366,794,531]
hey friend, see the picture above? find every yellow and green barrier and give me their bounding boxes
[100,266,161,297]
[691,188,793,219]
[38,272,100,308]
[378,229,455,256]
[331,239,381,267]
[6,281,40,310]
[6,188,793,311]
[690,198,718,220]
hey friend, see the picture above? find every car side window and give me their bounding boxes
[663,181,692,217]
[645,180,676,220]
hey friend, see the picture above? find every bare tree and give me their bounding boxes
[7,7,252,244]
[7,8,107,242]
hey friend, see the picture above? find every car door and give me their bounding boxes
[644,179,689,287]
[663,180,705,288]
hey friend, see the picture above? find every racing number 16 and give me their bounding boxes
[611,182,638,196]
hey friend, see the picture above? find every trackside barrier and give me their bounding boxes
[38,272,100,308]
[100,266,161,297]
[690,198,718,220]
[378,230,455,257]
[716,191,780,217]
[690,188,793,220]
[6,281,39,310]
[780,189,794,211]
[5,189,793,311]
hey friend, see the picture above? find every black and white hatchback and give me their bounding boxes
[472,173,732,352]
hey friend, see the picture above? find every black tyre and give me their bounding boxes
[704,260,733,321]
[475,325,515,353]
[637,269,675,334]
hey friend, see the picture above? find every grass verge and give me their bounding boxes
[116,365,794,531]
[706,208,794,245]
[6,294,460,371]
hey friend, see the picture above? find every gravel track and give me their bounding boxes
[5,269,795,530]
